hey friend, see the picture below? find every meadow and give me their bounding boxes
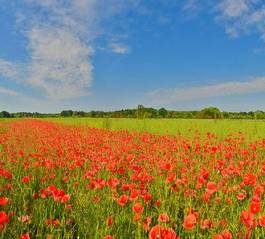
[50,118,265,141]
[0,118,264,238]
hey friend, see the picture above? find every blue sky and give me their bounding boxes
[1,0,265,112]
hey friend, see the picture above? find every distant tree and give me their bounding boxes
[158,108,167,118]
[0,111,11,118]
[73,111,85,117]
[254,110,265,120]
[197,107,222,119]
[137,105,145,119]
[60,110,73,117]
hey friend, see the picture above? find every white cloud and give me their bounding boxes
[27,27,94,99]
[215,0,265,40]
[183,0,200,12]
[0,0,138,100]
[218,0,249,18]
[0,59,26,82]
[110,43,131,54]
[0,87,20,96]
[148,77,265,104]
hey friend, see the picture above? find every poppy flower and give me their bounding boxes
[0,197,8,206]
[158,213,169,223]
[221,229,232,239]
[0,211,9,225]
[149,225,178,239]
[236,192,246,201]
[20,233,30,239]
[243,173,256,186]
[200,219,213,230]
[183,214,197,230]
[61,194,70,204]
[130,189,139,201]
[241,210,255,227]
[206,181,217,194]
[117,194,129,207]
[22,176,30,184]
[143,217,152,231]
[254,185,264,196]
[259,216,265,227]
[250,201,261,214]
[104,236,112,239]
[106,216,113,226]
[144,193,152,203]
[132,202,144,214]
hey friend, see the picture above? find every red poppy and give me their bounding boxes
[106,216,113,226]
[117,194,129,207]
[22,176,30,184]
[221,229,232,239]
[254,185,264,196]
[259,216,265,227]
[241,210,255,227]
[149,225,178,239]
[250,201,261,214]
[206,181,217,194]
[144,193,152,203]
[104,235,112,239]
[243,173,256,186]
[0,211,9,225]
[0,197,8,206]
[143,217,152,231]
[183,214,197,230]
[61,194,70,204]
[130,189,139,201]
[236,192,246,201]
[158,213,169,223]
[132,202,144,214]
[20,233,30,239]
[200,219,213,230]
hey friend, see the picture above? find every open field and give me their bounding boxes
[0,119,264,238]
[49,118,265,141]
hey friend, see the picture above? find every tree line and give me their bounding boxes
[1,106,265,119]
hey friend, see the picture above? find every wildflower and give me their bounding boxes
[183,214,197,230]
[20,233,30,239]
[158,213,169,223]
[259,216,265,227]
[0,211,9,225]
[117,194,129,207]
[132,202,144,214]
[22,176,30,183]
[149,225,178,239]
[0,197,8,206]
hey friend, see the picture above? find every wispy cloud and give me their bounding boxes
[0,0,138,100]
[218,0,248,18]
[0,87,20,96]
[183,0,201,12]
[182,0,265,40]
[0,59,26,82]
[148,77,265,104]
[27,27,94,99]
[110,43,131,54]
[215,0,265,39]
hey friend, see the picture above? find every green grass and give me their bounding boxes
[47,118,265,141]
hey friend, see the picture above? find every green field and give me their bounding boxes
[48,118,265,141]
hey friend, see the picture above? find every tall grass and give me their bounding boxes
[48,118,265,141]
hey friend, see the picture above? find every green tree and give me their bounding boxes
[158,108,167,118]
[197,107,222,119]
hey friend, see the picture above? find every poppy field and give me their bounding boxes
[0,119,265,238]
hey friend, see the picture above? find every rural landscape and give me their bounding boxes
[1,0,265,239]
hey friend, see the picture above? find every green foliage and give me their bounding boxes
[1,105,265,119]
[197,107,223,119]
